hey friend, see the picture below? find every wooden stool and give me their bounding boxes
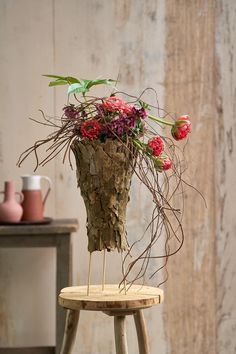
[58,284,164,354]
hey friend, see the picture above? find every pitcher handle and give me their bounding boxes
[41,176,52,206]
[15,192,24,203]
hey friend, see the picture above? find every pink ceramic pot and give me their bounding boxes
[0,181,24,222]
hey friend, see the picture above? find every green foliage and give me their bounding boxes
[43,75,116,95]
[139,100,150,110]
[67,82,88,95]
[43,75,80,87]
[133,118,144,135]
[67,79,116,95]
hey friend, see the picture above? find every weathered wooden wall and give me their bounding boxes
[0,0,235,353]
[164,1,217,353]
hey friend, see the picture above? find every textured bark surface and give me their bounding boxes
[72,139,136,252]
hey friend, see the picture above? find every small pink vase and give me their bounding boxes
[0,181,24,222]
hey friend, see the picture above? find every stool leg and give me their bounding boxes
[60,309,80,354]
[114,315,129,354]
[134,310,150,354]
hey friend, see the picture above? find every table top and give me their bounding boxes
[59,284,164,312]
[0,218,78,235]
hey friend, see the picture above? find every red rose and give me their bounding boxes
[148,136,164,157]
[171,115,191,141]
[80,120,101,140]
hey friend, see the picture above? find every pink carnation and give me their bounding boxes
[171,115,191,141]
[80,120,101,140]
[101,96,133,114]
[148,136,164,157]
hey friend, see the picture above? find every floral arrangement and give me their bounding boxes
[63,97,190,172]
[18,75,192,286]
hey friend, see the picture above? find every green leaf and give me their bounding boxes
[49,80,69,87]
[86,79,116,89]
[43,74,80,86]
[45,75,117,95]
[67,83,89,95]
[66,76,80,84]
[43,74,69,79]
[139,100,149,109]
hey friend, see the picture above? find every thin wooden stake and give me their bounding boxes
[121,251,127,295]
[102,249,106,291]
[87,252,92,296]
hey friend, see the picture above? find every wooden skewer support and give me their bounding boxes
[87,252,92,296]
[121,251,127,295]
[102,249,106,291]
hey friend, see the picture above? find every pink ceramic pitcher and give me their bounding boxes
[0,181,24,222]
[21,175,52,221]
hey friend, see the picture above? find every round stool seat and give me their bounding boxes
[59,284,164,312]
[59,284,164,354]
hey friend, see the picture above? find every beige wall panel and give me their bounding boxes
[0,0,56,347]
[215,1,236,353]
[53,0,167,353]
[164,1,217,353]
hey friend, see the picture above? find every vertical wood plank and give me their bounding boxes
[164,1,217,353]
[0,0,56,347]
[215,1,236,353]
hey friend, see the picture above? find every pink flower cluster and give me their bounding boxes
[62,95,192,174]
[101,96,133,114]
[148,136,164,156]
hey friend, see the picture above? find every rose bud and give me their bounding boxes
[155,154,172,172]
[171,115,191,141]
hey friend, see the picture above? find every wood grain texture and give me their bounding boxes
[60,310,79,354]
[0,219,78,236]
[114,316,128,354]
[59,284,163,311]
[215,1,236,353]
[0,348,54,354]
[0,0,56,347]
[0,220,74,354]
[134,310,150,354]
[164,1,217,353]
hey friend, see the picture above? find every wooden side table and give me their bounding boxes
[0,218,78,354]
[58,284,164,354]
